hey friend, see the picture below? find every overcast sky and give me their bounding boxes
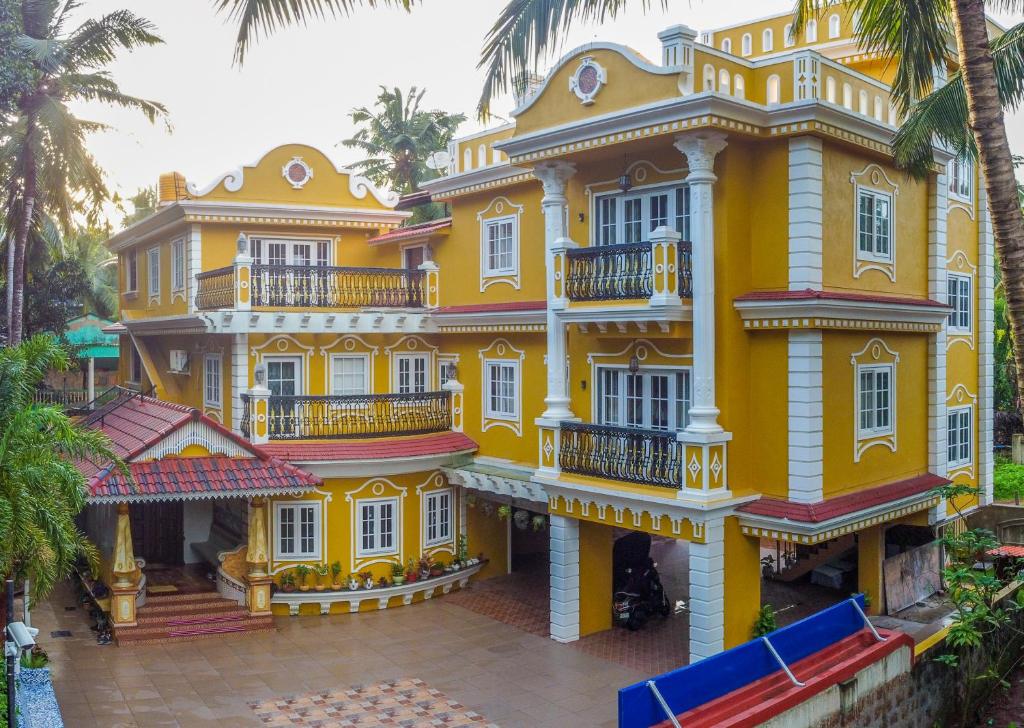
[69,0,1024,227]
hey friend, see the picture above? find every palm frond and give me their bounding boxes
[213,0,417,66]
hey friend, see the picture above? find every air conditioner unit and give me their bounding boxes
[169,350,190,374]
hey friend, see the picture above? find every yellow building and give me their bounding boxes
[94,7,992,662]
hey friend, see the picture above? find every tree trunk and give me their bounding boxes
[951,0,1024,412]
[9,139,35,348]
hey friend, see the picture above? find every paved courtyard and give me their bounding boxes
[34,579,646,727]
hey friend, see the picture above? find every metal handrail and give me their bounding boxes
[250,263,426,309]
[849,598,887,642]
[559,421,683,489]
[646,680,682,728]
[760,636,806,687]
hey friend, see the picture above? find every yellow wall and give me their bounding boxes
[465,497,509,581]
[724,517,761,647]
[579,520,613,636]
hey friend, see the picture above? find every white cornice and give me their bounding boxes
[290,451,475,479]
[433,308,546,328]
[420,163,531,197]
[733,295,952,326]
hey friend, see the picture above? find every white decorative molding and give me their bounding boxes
[319,335,379,394]
[444,465,548,505]
[416,473,456,557]
[689,517,725,662]
[140,419,249,460]
[585,338,693,366]
[788,330,823,503]
[282,156,313,189]
[569,56,608,105]
[946,385,977,480]
[946,249,977,351]
[978,182,995,505]
[477,196,524,292]
[479,338,526,436]
[345,478,409,574]
[250,334,314,372]
[851,337,900,462]
[850,163,899,282]
[788,137,823,289]
[549,515,581,643]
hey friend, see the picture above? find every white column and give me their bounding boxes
[788,330,824,503]
[231,333,249,435]
[187,223,202,313]
[928,169,949,494]
[788,137,823,290]
[533,160,577,422]
[689,517,725,662]
[675,133,727,434]
[87,356,95,403]
[549,514,580,643]
[978,182,995,504]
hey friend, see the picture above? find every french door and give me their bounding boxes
[596,367,691,431]
[265,356,302,436]
[394,354,429,393]
[593,185,691,245]
[252,237,331,306]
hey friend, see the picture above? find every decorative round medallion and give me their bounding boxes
[497,343,506,356]
[636,346,648,361]
[495,201,504,214]
[344,339,356,351]
[282,156,313,189]
[634,166,648,182]
[372,482,384,496]
[871,344,881,360]
[569,57,607,106]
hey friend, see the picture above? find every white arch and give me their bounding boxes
[842,82,853,109]
[463,147,473,171]
[762,28,774,52]
[477,144,487,167]
[806,19,817,43]
[741,33,752,56]
[703,64,716,91]
[784,23,795,47]
[873,96,883,121]
[858,89,869,115]
[766,75,781,105]
[826,77,837,103]
[828,14,841,39]
[721,38,732,53]
[734,74,745,99]
[718,69,731,94]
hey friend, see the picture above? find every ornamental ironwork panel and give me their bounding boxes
[250,265,426,309]
[195,266,236,310]
[679,241,693,298]
[565,243,652,301]
[240,390,452,440]
[240,394,251,439]
[559,421,683,489]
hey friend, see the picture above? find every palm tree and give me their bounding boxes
[57,227,118,319]
[213,0,416,65]
[0,335,120,625]
[790,0,1024,411]
[341,86,465,198]
[2,2,167,346]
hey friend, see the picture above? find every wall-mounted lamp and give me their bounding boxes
[618,173,633,193]
[578,212,585,223]
[628,355,640,373]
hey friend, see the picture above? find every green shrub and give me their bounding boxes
[994,462,1024,502]
[753,604,778,638]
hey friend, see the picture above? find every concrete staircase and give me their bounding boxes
[114,592,274,645]
[776,534,857,583]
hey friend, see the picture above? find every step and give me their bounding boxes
[136,600,241,621]
[165,613,246,627]
[114,616,274,646]
[143,591,223,606]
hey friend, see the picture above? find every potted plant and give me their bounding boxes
[430,559,445,578]
[391,562,406,586]
[295,564,311,592]
[497,504,511,521]
[280,571,296,593]
[406,557,418,583]
[457,534,469,567]
[359,570,374,589]
[314,564,329,592]
[330,561,343,590]
[378,576,389,588]
[418,554,432,580]
[347,573,360,591]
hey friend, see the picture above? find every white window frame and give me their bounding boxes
[856,187,894,264]
[393,352,430,393]
[273,501,321,561]
[484,359,519,421]
[423,488,453,548]
[947,273,972,334]
[438,357,458,388]
[806,19,817,42]
[856,364,895,440]
[741,33,752,56]
[948,158,974,204]
[126,250,138,293]
[250,236,332,267]
[171,237,186,293]
[947,405,973,470]
[762,28,773,52]
[203,353,222,409]
[828,14,841,39]
[481,215,518,277]
[592,183,690,245]
[594,365,692,431]
[784,23,795,47]
[356,497,399,558]
[330,354,369,396]
[147,246,161,299]
[721,38,732,53]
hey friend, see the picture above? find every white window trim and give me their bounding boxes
[273,501,322,562]
[171,237,186,293]
[593,364,693,431]
[856,363,895,440]
[947,272,973,335]
[329,353,370,396]
[423,488,454,549]
[147,246,161,300]
[125,250,138,294]
[355,497,400,558]
[483,358,520,421]
[855,186,894,265]
[947,404,974,471]
[481,214,519,277]
[948,158,974,205]
[590,181,690,245]
[203,353,223,409]
[392,352,431,393]
[250,234,334,266]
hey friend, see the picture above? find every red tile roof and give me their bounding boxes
[734,289,949,308]
[989,545,1024,559]
[436,300,546,314]
[89,456,320,501]
[260,431,477,462]
[737,473,948,523]
[367,217,451,245]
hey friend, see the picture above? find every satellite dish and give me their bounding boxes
[426,151,451,171]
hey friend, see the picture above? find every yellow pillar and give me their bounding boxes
[579,520,613,637]
[246,497,273,617]
[723,517,761,648]
[858,524,885,615]
[110,504,138,627]
[465,496,509,580]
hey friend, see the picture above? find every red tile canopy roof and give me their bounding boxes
[737,473,949,523]
[260,431,477,462]
[367,217,451,245]
[734,289,949,308]
[89,456,321,502]
[436,300,546,314]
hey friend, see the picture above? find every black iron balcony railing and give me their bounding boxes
[564,241,693,302]
[195,266,235,310]
[251,265,425,309]
[559,421,683,489]
[240,390,451,440]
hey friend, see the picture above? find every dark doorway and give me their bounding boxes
[130,502,184,566]
[510,508,548,572]
[403,246,426,270]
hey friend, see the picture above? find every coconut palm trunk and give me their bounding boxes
[951,0,1024,403]
[9,139,34,347]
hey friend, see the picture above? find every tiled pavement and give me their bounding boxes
[34,579,644,727]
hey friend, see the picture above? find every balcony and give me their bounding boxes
[565,241,692,302]
[558,421,683,489]
[196,263,436,311]
[240,390,452,441]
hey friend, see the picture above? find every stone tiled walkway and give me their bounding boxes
[35,580,643,727]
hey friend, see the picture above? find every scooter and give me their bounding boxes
[613,558,671,631]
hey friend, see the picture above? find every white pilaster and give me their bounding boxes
[689,517,725,662]
[978,182,995,504]
[231,333,249,435]
[788,330,824,503]
[533,160,577,422]
[928,170,949,485]
[675,132,728,434]
[788,137,823,290]
[187,223,202,313]
[549,514,581,643]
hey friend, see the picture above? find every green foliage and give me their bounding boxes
[0,336,122,605]
[0,0,33,121]
[19,646,48,669]
[23,257,89,339]
[341,86,464,200]
[117,187,157,229]
[752,604,778,638]
[995,462,1024,502]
